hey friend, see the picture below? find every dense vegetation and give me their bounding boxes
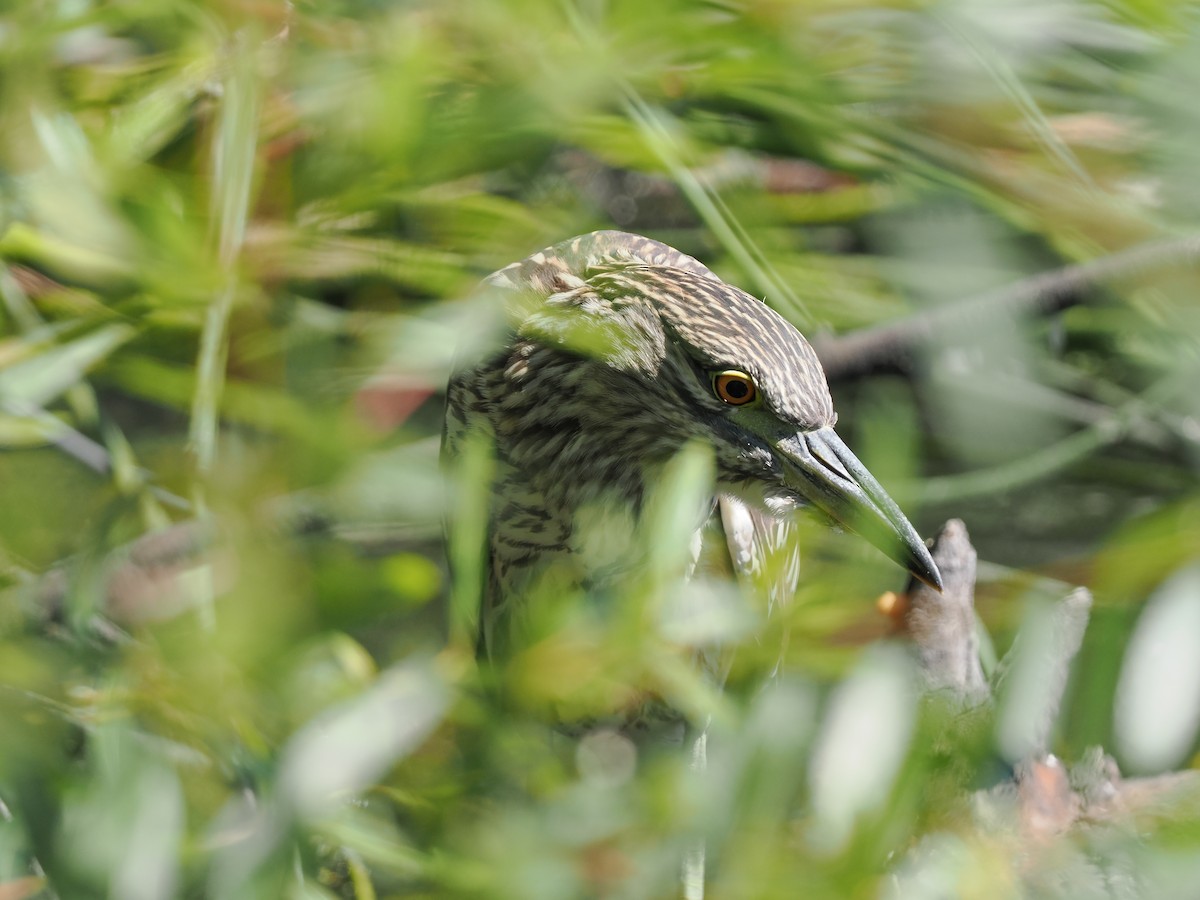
[2,0,1200,897]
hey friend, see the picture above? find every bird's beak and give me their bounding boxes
[776,427,942,591]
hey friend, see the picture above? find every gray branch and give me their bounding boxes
[815,233,1200,379]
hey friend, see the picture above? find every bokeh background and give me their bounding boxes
[2,0,1200,897]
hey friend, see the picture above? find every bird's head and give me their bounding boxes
[515,261,942,591]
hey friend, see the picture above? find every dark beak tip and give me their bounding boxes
[916,567,944,594]
[909,548,944,593]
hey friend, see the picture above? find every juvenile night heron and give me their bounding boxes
[444,230,941,663]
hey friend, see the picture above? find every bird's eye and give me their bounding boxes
[711,370,758,407]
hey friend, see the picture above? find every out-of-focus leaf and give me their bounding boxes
[1114,560,1200,773]
[104,355,324,439]
[278,657,450,821]
[0,413,57,447]
[995,592,1088,762]
[282,633,378,728]
[0,223,134,284]
[0,323,133,408]
[381,553,442,607]
[277,234,471,296]
[56,724,185,899]
[103,57,218,167]
[644,440,714,584]
[190,30,262,477]
[808,644,916,851]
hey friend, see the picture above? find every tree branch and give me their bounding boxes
[815,233,1200,380]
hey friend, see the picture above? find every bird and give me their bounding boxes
[443,230,942,672]
[443,230,942,899]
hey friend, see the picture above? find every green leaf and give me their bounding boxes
[0,323,134,409]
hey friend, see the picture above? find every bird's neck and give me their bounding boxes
[450,341,703,654]
[488,453,650,598]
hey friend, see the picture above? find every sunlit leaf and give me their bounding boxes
[808,644,916,851]
[1114,560,1200,773]
[278,657,450,821]
[0,323,133,408]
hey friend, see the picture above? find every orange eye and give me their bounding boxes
[712,370,758,406]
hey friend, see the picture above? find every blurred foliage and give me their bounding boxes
[1,0,1200,897]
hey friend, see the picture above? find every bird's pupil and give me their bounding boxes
[726,380,748,398]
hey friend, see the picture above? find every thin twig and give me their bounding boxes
[26,518,221,627]
[815,233,1200,379]
[898,518,989,703]
[1,400,191,512]
[912,355,1199,505]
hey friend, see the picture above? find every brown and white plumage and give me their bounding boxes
[443,230,940,663]
[444,231,942,898]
